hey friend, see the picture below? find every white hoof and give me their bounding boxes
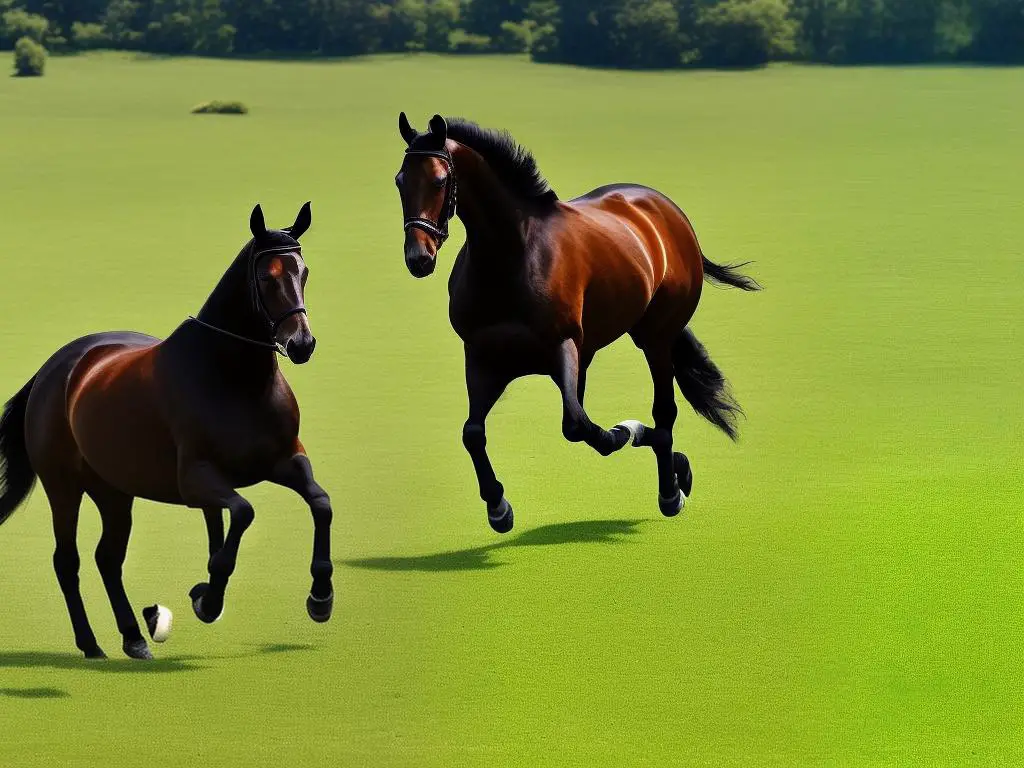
[144,604,174,643]
[615,420,646,446]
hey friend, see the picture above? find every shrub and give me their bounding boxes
[697,0,797,68]
[448,29,491,53]
[191,100,248,114]
[13,35,46,76]
[71,21,109,50]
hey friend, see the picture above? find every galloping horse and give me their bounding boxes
[0,203,335,659]
[395,114,760,533]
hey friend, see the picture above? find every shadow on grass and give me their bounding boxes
[1,687,70,699]
[0,641,317,674]
[345,518,646,573]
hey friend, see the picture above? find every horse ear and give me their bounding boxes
[249,204,267,239]
[398,112,416,146]
[286,201,312,240]
[428,114,448,141]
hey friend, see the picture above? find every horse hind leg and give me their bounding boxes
[88,482,150,660]
[639,342,691,517]
[44,481,105,658]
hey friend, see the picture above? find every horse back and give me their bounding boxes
[62,335,183,501]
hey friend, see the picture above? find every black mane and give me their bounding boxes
[445,118,558,207]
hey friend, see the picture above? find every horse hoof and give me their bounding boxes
[143,604,173,643]
[487,498,514,534]
[83,646,107,660]
[306,592,334,623]
[659,489,683,517]
[674,452,693,497]
[614,420,646,447]
[189,583,223,624]
[123,639,153,660]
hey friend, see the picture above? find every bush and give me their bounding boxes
[448,29,491,53]
[13,36,46,76]
[697,0,797,68]
[71,21,110,50]
[191,100,248,114]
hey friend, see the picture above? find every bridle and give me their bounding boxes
[189,242,307,356]
[402,147,458,246]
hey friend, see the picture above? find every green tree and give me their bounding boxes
[610,0,682,68]
[697,0,796,67]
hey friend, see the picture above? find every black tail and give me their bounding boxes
[672,331,742,441]
[0,377,37,526]
[703,256,762,292]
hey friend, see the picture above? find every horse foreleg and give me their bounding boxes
[464,353,514,533]
[554,340,635,457]
[203,507,224,557]
[269,453,334,622]
[178,461,254,624]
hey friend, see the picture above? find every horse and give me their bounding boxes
[394,113,761,534]
[0,203,335,660]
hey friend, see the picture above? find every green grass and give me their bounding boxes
[1,53,1022,765]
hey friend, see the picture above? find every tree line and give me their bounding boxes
[3,0,1022,68]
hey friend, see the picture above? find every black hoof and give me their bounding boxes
[189,582,222,624]
[487,498,514,534]
[306,592,334,623]
[123,638,153,660]
[674,452,693,497]
[607,426,632,452]
[82,646,107,660]
[142,605,160,638]
[659,489,683,517]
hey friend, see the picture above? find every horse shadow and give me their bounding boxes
[0,686,70,699]
[0,642,317,676]
[345,518,647,573]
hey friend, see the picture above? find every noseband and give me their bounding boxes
[189,243,307,356]
[403,148,458,246]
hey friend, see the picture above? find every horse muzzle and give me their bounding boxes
[285,336,316,364]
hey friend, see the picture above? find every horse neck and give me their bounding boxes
[193,244,278,378]
[450,143,527,273]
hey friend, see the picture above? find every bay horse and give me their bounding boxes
[0,203,335,660]
[395,113,761,533]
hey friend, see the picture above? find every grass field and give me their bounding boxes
[0,53,1022,765]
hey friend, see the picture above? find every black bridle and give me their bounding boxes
[250,244,308,336]
[189,243,307,356]
[402,147,458,246]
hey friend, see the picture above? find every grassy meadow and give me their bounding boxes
[0,53,1021,765]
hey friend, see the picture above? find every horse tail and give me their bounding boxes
[702,256,762,292]
[0,377,38,526]
[672,330,742,441]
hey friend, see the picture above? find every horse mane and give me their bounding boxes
[445,118,558,208]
